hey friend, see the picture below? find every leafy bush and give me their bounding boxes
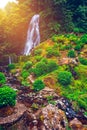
[74,44,82,51]
[33,79,45,91]
[47,61,58,73]
[23,61,32,70]
[35,56,43,62]
[0,86,17,108]
[79,57,87,65]
[34,49,42,55]
[0,72,6,85]
[65,44,72,50]
[73,27,80,33]
[80,34,87,44]
[67,90,87,110]
[68,50,76,58]
[33,60,58,77]
[46,47,59,57]
[21,80,30,87]
[8,63,15,71]
[58,71,72,86]
[33,62,47,77]
[21,70,29,79]
[41,58,48,63]
[52,35,58,42]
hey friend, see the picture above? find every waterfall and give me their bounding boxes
[24,14,40,55]
[9,56,12,64]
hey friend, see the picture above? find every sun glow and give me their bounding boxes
[0,0,17,9]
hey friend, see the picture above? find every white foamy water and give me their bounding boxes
[24,15,40,55]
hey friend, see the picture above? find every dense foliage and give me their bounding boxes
[0,86,17,108]
[79,57,87,65]
[33,60,58,77]
[8,63,16,70]
[23,61,32,70]
[58,71,72,86]
[0,72,6,85]
[33,79,45,91]
[6,34,87,112]
[68,50,76,58]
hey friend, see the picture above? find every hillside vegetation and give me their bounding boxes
[10,33,87,112]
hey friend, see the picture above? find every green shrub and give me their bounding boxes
[0,86,17,108]
[58,71,72,86]
[74,65,87,79]
[46,47,59,57]
[67,90,87,110]
[68,50,76,58]
[35,62,47,76]
[0,72,6,85]
[23,61,32,70]
[21,70,29,79]
[33,79,45,91]
[80,34,87,44]
[73,27,80,33]
[34,49,42,55]
[79,57,87,65]
[53,43,59,48]
[65,44,72,50]
[21,80,30,87]
[41,58,48,63]
[33,60,58,77]
[35,56,43,62]
[74,45,82,51]
[8,63,15,70]
[52,35,58,42]
[47,61,58,73]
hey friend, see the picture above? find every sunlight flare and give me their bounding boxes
[0,0,16,9]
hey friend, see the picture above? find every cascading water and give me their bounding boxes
[24,14,40,55]
[9,56,12,64]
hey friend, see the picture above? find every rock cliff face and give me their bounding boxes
[0,84,87,130]
[0,104,67,130]
[0,87,67,130]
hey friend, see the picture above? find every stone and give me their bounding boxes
[69,118,83,130]
[40,104,67,130]
[28,74,35,84]
[39,87,58,98]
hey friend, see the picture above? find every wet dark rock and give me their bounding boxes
[65,107,77,119]
[57,98,77,120]
[7,76,21,85]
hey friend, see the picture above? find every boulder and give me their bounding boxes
[39,104,67,130]
[69,118,83,130]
